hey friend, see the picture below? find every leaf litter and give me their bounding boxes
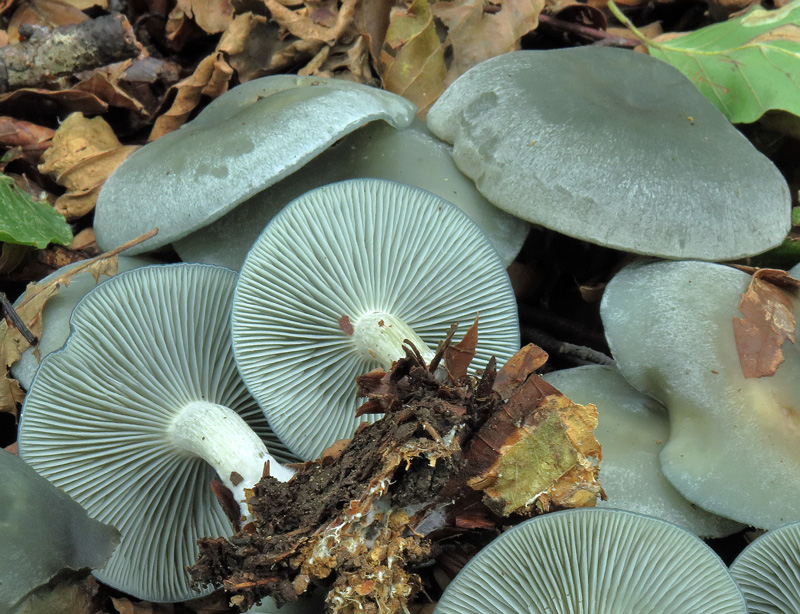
[190,328,602,612]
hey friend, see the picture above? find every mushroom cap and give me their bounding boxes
[434,508,746,613]
[730,521,800,613]
[426,47,790,261]
[18,264,294,602]
[94,75,416,254]
[542,365,744,538]
[232,179,520,460]
[11,255,157,390]
[600,260,800,529]
[174,119,528,269]
[0,449,119,614]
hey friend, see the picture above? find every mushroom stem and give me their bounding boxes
[351,311,436,369]
[169,401,294,521]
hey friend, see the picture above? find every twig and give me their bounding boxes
[517,303,608,351]
[0,14,140,93]
[522,325,616,367]
[0,292,36,345]
[537,14,639,48]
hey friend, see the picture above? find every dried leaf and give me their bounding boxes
[74,62,149,115]
[217,12,285,81]
[0,88,108,116]
[0,116,54,151]
[149,52,233,140]
[444,315,478,380]
[168,0,234,35]
[38,113,138,219]
[263,0,358,44]
[432,0,544,86]
[733,269,797,379]
[380,0,446,116]
[355,0,394,62]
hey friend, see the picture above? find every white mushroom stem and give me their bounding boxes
[351,311,436,369]
[169,401,295,522]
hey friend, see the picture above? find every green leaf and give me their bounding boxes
[609,0,800,124]
[0,175,72,248]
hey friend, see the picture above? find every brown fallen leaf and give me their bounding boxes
[38,112,138,219]
[0,88,108,116]
[0,116,54,151]
[432,0,544,86]
[217,12,286,82]
[444,315,478,380]
[167,0,234,36]
[733,268,798,379]
[148,52,233,141]
[74,61,149,115]
[380,0,446,116]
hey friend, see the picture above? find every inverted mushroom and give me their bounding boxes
[232,178,520,460]
[11,255,156,390]
[94,75,416,254]
[426,47,790,260]
[0,449,119,614]
[600,259,800,529]
[174,119,528,269]
[434,508,746,613]
[730,520,800,613]
[19,264,294,602]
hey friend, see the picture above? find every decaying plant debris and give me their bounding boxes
[190,323,604,613]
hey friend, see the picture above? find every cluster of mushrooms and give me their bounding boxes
[6,45,800,614]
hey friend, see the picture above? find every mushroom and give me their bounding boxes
[94,75,416,255]
[426,47,790,260]
[542,365,744,537]
[11,255,157,390]
[18,264,294,602]
[232,178,520,460]
[174,119,528,270]
[434,508,746,613]
[1,449,119,614]
[600,259,800,529]
[730,521,800,613]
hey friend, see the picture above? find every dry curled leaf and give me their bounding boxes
[733,269,798,379]
[149,52,233,140]
[38,113,138,220]
[432,0,544,86]
[167,0,234,35]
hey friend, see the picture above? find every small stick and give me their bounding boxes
[537,13,639,48]
[522,325,615,367]
[0,292,36,345]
